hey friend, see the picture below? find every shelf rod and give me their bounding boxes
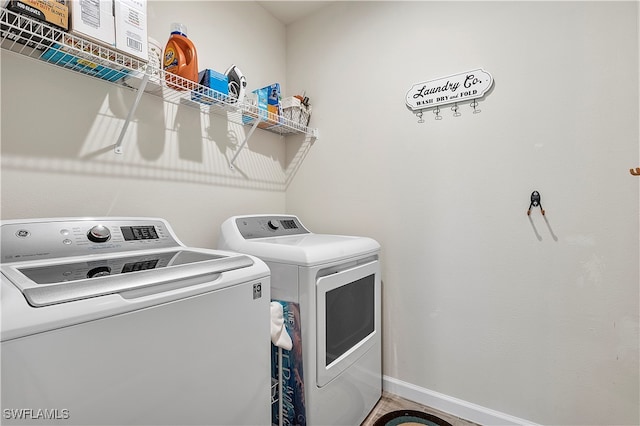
[230,118,260,169]
[114,71,150,154]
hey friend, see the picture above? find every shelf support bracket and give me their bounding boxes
[114,70,150,154]
[230,118,260,169]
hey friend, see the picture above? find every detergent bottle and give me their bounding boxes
[163,23,198,90]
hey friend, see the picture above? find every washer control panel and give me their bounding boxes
[235,215,310,239]
[1,218,179,263]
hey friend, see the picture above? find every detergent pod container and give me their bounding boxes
[163,23,198,90]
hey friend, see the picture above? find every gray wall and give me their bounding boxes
[285,2,639,425]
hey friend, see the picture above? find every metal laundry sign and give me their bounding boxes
[405,68,493,111]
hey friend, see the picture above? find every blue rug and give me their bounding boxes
[373,409,453,426]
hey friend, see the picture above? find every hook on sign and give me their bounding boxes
[527,191,545,216]
[433,106,442,120]
[470,99,481,114]
[452,103,461,117]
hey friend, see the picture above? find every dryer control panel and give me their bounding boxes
[1,218,179,263]
[235,215,310,239]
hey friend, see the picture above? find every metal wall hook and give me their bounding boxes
[470,99,481,114]
[433,106,442,120]
[630,167,640,176]
[416,111,425,123]
[527,191,545,216]
[451,103,461,117]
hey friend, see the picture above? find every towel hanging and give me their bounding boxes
[270,302,293,350]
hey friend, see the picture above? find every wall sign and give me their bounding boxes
[405,68,494,117]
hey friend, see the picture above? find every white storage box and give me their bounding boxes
[69,0,115,47]
[114,0,148,62]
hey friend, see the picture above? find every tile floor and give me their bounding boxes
[361,392,480,426]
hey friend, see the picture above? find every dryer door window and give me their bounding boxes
[316,260,380,387]
[325,274,375,365]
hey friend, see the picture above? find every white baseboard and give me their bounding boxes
[382,375,540,426]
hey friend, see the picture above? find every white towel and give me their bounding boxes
[270,302,293,350]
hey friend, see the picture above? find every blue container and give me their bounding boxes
[191,69,229,105]
[40,44,129,82]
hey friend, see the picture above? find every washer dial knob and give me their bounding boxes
[87,225,111,243]
[87,266,111,278]
[267,220,280,230]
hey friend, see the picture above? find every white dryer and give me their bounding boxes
[1,217,271,425]
[219,214,381,426]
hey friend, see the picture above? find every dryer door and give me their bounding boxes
[316,260,380,387]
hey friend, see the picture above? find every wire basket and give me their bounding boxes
[282,104,311,128]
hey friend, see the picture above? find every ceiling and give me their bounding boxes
[256,1,333,25]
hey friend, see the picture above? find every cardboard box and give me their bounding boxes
[68,0,115,47]
[114,0,147,62]
[242,83,282,128]
[1,0,67,52]
[264,83,282,128]
[1,12,58,52]
[122,36,162,94]
[191,69,229,105]
[4,0,69,29]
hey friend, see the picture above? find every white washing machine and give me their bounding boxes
[219,214,382,426]
[1,217,271,425]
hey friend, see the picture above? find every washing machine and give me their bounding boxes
[219,214,382,426]
[1,217,271,425]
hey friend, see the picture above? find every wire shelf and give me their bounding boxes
[0,6,318,141]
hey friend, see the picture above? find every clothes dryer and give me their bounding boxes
[219,214,381,426]
[1,217,271,425]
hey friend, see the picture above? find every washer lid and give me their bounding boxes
[2,249,256,307]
